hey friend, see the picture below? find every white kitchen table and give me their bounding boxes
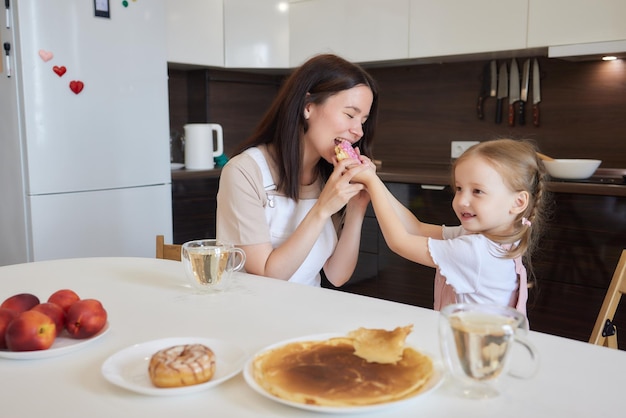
[1,257,623,417]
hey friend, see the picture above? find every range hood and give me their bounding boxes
[548,39,626,61]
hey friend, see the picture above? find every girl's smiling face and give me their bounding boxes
[452,155,528,237]
[302,85,373,163]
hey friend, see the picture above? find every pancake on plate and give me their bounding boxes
[251,325,434,407]
[348,324,413,364]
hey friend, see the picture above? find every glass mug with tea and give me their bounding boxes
[181,239,246,292]
[439,303,539,399]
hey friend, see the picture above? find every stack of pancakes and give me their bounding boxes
[251,325,434,407]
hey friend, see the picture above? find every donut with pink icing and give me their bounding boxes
[335,140,361,164]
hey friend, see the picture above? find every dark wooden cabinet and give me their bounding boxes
[171,176,219,244]
[527,193,626,347]
[348,212,379,285]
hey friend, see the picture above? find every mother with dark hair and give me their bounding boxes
[216,54,379,287]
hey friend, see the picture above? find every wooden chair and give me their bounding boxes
[589,249,626,349]
[155,235,182,261]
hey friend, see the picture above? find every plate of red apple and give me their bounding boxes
[0,289,110,360]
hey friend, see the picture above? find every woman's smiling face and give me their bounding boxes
[303,85,373,163]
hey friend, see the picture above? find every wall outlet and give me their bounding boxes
[451,141,479,158]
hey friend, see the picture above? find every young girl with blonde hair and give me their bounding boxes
[351,139,550,315]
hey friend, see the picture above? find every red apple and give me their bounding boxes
[0,308,18,349]
[1,293,40,313]
[5,310,56,351]
[65,299,107,339]
[31,302,66,337]
[47,289,80,313]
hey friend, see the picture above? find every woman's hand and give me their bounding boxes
[315,159,369,218]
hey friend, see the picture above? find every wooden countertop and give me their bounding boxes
[171,165,626,197]
[376,166,626,197]
[171,167,221,180]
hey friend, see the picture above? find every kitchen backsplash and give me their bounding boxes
[168,57,626,169]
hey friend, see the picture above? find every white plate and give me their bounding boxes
[243,333,444,414]
[0,322,110,360]
[101,337,247,396]
[170,163,184,170]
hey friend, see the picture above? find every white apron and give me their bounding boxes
[245,148,337,287]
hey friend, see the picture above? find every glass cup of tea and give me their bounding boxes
[181,239,246,293]
[439,303,539,399]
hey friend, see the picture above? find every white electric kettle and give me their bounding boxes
[183,123,224,170]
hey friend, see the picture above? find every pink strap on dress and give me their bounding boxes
[433,270,457,311]
[512,255,528,316]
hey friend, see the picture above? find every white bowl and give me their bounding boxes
[543,159,602,180]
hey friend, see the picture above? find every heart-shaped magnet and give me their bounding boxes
[38,49,53,62]
[53,66,66,77]
[69,80,84,95]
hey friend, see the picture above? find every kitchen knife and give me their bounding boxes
[508,59,520,127]
[495,61,508,124]
[477,60,497,120]
[489,60,497,98]
[532,58,541,127]
[477,62,490,119]
[518,59,530,125]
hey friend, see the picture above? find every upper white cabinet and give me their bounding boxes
[165,0,224,67]
[289,0,410,66]
[409,0,528,58]
[224,0,290,68]
[166,0,626,69]
[527,0,626,47]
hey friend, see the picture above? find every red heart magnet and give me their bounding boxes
[38,49,53,62]
[69,80,84,95]
[53,66,67,77]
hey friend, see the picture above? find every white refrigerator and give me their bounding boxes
[0,0,173,265]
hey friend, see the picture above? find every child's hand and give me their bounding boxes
[332,146,377,186]
[346,156,377,186]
